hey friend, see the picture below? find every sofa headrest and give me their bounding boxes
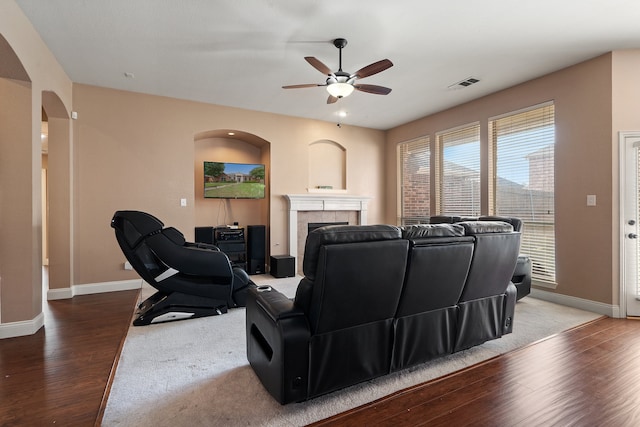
[401,223,465,239]
[458,220,514,235]
[303,224,402,279]
[430,215,478,224]
[478,216,523,232]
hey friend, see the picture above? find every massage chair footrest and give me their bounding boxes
[133,291,228,326]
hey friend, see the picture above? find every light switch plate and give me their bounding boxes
[587,195,596,206]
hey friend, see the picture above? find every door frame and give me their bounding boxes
[619,131,640,318]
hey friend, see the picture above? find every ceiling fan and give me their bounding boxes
[283,38,393,104]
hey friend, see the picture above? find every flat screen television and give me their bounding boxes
[204,161,265,199]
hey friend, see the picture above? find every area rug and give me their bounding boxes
[102,275,602,426]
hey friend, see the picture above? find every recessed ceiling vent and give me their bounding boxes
[448,77,480,89]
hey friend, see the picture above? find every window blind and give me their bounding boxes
[398,137,430,225]
[490,103,556,285]
[437,123,481,216]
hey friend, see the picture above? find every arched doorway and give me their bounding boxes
[41,91,72,300]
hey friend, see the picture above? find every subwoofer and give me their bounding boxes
[246,225,266,275]
[194,226,215,244]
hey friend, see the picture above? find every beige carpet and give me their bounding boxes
[102,275,602,426]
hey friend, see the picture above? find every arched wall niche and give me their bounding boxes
[308,139,346,191]
[194,130,271,233]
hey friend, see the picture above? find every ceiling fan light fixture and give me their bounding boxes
[326,82,354,98]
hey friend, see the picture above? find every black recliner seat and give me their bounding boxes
[111,210,253,325]
[392,223,475,371]
[430,215,532,300]
[453,221,520,351]
[246,224,408,404]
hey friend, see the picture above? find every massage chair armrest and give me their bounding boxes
[246,286,310,404]
[146,233,233,280]
[184,241,220,251]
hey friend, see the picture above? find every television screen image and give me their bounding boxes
[204,161,265,199]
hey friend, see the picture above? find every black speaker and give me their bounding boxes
[246,225,266,275]
[270,255,295,278]
[194,226,215,244]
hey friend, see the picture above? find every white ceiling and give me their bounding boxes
[14,0,640,130]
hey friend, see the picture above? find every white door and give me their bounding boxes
[621,131,640,317]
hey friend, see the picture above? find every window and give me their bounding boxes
[398,137,430,225]
[490,103,556,285]
[436,123,481,216]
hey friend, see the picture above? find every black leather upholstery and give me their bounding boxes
[392,227,475,370]
[430,215,532,300]
[453,221,520,351]
[246,221,522,404]
[111,210,253,325]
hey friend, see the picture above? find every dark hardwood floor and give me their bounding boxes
[0,290,139,426]
[1,291,639,427]
[312,316,640,427]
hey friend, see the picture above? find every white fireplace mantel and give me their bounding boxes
[284,194,371,259]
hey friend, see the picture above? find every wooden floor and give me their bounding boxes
[313,316,640,427]
[1,293,639,427]
[0,290,139,426]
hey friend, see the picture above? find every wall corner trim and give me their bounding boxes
[530,288,619,317]
[0,312,45,339]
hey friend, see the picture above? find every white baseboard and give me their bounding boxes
[530,288,619,317]
[2,280,143,340]
[47,287,74,300]
[46,279,144,300]
[72,279,144,295]
[0,312,45,339]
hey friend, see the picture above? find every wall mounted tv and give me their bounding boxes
[204,161,266,199]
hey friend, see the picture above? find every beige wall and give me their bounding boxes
[1,1,72,324]
[72,84,387,285]
[387,53,632,305]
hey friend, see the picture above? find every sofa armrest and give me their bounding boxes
[253,285,303,321]
[246,286,310,404]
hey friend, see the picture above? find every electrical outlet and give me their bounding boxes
[587,195,596,206]
[180,198,187,207]
[124,261,133,270]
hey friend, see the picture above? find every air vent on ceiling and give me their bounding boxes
[448,77,480,90]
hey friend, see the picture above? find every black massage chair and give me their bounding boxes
[111,210,253,325]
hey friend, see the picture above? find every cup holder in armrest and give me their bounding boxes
[257,285,272,292]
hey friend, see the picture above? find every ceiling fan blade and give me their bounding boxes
[327,95,338,104]
[354,84,392,95]
[305,56,333,75]
[282,83,323,89]
[353,59,393,79]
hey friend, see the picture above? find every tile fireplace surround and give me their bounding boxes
[284,194,371,273]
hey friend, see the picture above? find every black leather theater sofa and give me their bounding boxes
[246,221,521,404]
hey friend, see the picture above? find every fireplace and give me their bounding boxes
[308,222,349,233]
[285,194,371,273]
